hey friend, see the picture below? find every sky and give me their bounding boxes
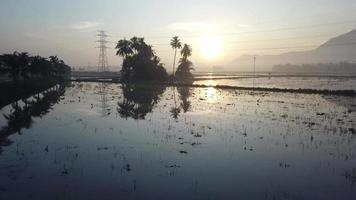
[1,0,356,71]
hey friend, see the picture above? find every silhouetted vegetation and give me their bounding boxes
[115,37,168,82]
[117,84,166,120]
[114,36,194,83]
[170,36,182,76]
[273,62,356,73]
[175,44,194,81]
[0,51,71,82]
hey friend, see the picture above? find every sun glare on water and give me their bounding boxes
[198,80,220,103]
[200,36,224,59]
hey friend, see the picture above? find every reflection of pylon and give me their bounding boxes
[96,30,110,72]
[99,83,109,117]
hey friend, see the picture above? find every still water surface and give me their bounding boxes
[0,82,355,199]
[194,76,356,90]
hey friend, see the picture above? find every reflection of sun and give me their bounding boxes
[201,87,219,102]
[198,80,219,102]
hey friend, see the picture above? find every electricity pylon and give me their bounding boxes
[96,30,110,72]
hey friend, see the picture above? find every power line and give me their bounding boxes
[109,33,353,52]
[147,33,339,46]
[110,19,356,40]
[106,20,356,55]
[152,41,356,55]
[224,41,356,52]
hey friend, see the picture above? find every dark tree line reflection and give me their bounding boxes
[117,84,167,120]
[0,84,66,153]
[117,84,192,120]
[170,87,192,119]
[170,88,181,119]
[178,87,192,113]
[0,83,192,152]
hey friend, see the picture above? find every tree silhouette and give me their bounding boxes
[0,52,71,81]
[115,38,133,58]
[1,52,23,81]
[181,44,192,59]
[116,37,168,82]
[170,36,182,77]
[175,44,194,81]
[30,56,49,77]
[18,52,30,79]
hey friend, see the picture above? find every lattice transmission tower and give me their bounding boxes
[96,30,110,72]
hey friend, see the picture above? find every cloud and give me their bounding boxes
[69,21,101,31]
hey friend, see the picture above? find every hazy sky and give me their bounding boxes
[1,0,356,71]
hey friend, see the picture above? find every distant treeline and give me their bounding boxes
[0,51,71,82]
[273,62,356,73]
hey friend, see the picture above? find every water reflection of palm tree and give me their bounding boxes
[170,86,192,119]
[0,84,66,153]
[117,84,166,120]
[30,84,66,117]
[170,87,181,119]
[178,86,191,113]
[117,100,135,119]
[2,103,33,135]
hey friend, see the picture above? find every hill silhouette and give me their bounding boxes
[228,29,356,72]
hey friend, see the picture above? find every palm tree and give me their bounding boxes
[0,52,70,81]
[130,37,145,52]
[175,44,194,80]
[170,36,182,76]
[49,55,59,63]
[176,59,194,79]
[181,44,192,59]
[29,56,44,78]
[18,52,30,79]
[49,56,60,76]
[2,51,21,81]
[115,38,133,58]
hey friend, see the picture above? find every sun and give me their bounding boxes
[200,36,224,59]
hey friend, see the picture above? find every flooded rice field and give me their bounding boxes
[194,76,356,91]
[0,82,356,200]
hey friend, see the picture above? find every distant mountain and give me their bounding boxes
[227,29,356,71]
